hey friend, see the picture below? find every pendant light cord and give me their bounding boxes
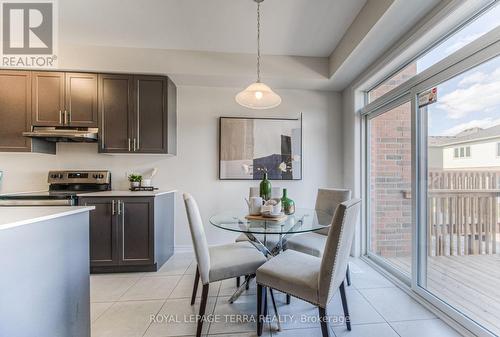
[257,1,261,83]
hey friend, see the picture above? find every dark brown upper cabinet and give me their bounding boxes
[32,71,97,127]
[98,74,134,153]
[0,70,55,153]
[0,69,176,155]
[32,72,65,126]
[134,75,167,153]
[65,73,98,127]
[99,74,176,154]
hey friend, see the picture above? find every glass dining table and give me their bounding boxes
[210,208,332,257]
[209,208,332,325]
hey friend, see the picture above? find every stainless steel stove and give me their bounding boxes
[0,170,111,206]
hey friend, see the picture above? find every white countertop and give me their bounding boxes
[0,206,95,231]
[77,189,177,197]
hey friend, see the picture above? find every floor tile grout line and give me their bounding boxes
[387,317,442,323]
[386,321,405,337]
[114,273,146,302]
[355,284,403,337]
[206,283,221,336]
[91,301,116,325]
[140,272,185,337]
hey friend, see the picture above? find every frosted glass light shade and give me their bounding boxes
[235,82,281,109]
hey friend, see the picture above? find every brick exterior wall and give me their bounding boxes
[369,64,416,259]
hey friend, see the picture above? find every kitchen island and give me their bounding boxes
[0,206,94,337]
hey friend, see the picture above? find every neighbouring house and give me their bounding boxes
[429,125,500,170]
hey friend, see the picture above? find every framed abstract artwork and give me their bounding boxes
[219,116,302,180]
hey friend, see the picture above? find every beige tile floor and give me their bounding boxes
[90,253,464,337]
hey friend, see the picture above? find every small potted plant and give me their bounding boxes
[128,173,142,189]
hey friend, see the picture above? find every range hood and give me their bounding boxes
[23,127,98,142]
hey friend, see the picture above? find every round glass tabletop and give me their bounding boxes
[209,208,332,235]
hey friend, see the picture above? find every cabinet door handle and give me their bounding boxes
[64,110,68,125]
[111,200,116,215]
[68,110,71,124]
[59,110,63,124]
[128,138,131,152]
[133,138,137,151]
[117,200,123,215]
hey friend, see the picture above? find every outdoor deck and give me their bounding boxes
[388,254,500,336]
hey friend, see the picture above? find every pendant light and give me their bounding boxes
[236,0,281,109]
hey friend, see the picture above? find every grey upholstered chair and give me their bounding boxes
[256,199,361,337]
[286,188,351,257]
[249,186,282,198]
[237,188,352,289]
[183,193,267,337]
[286,188,352,284]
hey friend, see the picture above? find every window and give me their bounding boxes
[368,2,500,102]
[453,146,471,158]
[367,101,412,277]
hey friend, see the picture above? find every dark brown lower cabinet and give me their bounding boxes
[119,198,154,266]
[86,198,118,267]
[79,193,174,273]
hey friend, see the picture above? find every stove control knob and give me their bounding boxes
[98,174,104,179]
[92,174,98,179]
[50,174,56,179]
[58,174,63,179]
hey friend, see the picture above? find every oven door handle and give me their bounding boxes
[0,199,74,206]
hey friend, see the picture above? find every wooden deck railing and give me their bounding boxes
[428,170,500,256]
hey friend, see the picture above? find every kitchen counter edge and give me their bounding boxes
[0,206,95,231]
[76,189,177,197]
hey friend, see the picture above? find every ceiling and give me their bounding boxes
[59,0,366,57]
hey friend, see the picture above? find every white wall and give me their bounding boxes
[0,86,342,249]
[428,147,443,169]
[442,138,500,169]
[341,86,364,257]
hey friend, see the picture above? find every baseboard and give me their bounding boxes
[174,245,193,254]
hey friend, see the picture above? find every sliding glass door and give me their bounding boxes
[363,5,500,332]
[417,55,500,336]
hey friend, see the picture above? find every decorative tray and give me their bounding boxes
[129,186,159,192]
[245,213,288,222]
